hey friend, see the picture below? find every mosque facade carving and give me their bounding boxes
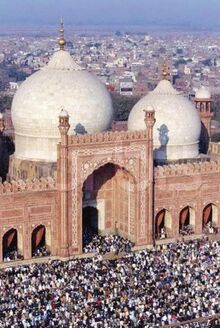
[0,24,218,263]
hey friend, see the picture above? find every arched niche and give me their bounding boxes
[179,206,195,234]
[203,203,218,228]
[82,162,136,245]
[155,209,172,239]
[2,228,21,261]
[31,225,51,257]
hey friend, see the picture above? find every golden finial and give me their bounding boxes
[58,16,66,50]
[161,63,170,80]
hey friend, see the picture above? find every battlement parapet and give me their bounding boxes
[0,177,56,194]
[69,130,147,146]
[155,160,220,178]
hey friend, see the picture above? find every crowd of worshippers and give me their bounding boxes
[0,238,219,327]
[83,234,134,254]
[3,250,23,262]
[180,224,193,236]
[32,246,51,258]
[181,319,220,328]
[203,222,218,234]
[4,246,50,263]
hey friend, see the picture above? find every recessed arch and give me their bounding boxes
[179,206,195,234]
[203,203,218,227]
[2,228,19,261]
[31,224,51,257]
[82,162,136,250]
[155,209,172,239]
[82,159,137,187]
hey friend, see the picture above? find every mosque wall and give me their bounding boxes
[0,156,219,262]
[0,178,58,260]
[155,161,220,237]
[115,169,136,241]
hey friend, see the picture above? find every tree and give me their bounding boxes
[0,95,13,113]
[111,93,141,121]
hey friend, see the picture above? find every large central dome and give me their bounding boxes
[128,79,201,161]
[12,49,113,162]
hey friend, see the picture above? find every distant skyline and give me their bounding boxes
[0,0,220,31]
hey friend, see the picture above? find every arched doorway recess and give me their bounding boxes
[179,206,195,235]
[82,163,136,249]
[2,228,18,261]
[32,225,50,257]
[155,209,172,239]
[203,203,218,233]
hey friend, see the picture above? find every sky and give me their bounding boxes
[0,0,220,30]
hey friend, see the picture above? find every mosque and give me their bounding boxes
[0,21,219,262]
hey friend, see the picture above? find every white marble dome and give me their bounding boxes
[195,86,211,99]
[11,50,113,162]
[128,79,201,161]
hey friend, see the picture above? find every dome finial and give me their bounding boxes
[161,63,170,80]
[58,16,66,50]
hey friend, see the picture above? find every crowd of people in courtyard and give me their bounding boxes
[0,238,218,327]
[3,250,23,262]
[3,246,50,263]
[179,224,193,236]
[203,222,218,235]
[32,245,51,258]
[83,234,134,254]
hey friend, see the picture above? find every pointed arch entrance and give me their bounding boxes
[2,228,18,261]
[155,209,172,239]
[31,225,50,257]
[203,203,218,229]
[179,206,195,235]
[82,163,136,249]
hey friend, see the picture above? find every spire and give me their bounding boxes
[58,16,66,50]
[161,63,170,80]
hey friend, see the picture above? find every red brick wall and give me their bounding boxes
[155,169,220,237]
[0,189,57,260]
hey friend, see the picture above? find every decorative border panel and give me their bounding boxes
[71,144,147,247]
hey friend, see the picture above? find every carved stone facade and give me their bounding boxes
[0,178,57,260]
[0,113,220,263]
[68,142,148,254]
[155,161,220,237]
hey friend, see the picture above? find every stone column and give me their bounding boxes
[58,109,70,257]
[144,106,156,245]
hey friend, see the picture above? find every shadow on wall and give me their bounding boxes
[0,134,15,182]
[199,121,209,154]
[154,124,169,164]
[74,123,87,134]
